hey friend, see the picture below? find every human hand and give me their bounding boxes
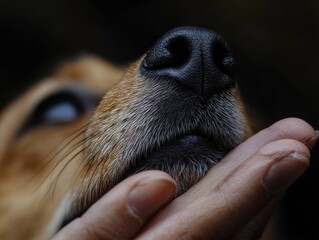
[52,118,317,240]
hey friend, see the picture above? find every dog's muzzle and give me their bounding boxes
[60,26,249,229]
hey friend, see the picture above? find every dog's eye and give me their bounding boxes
[31,93,85,125]
[42,101,81,124]
[18,86,100,137]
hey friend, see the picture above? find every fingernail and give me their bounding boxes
[128,177,176,220]
[263,153,309,195]
[305,130,319,149]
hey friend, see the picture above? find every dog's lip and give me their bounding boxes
[121,132,225,179]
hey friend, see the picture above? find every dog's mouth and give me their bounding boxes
[120,133,225,195]
[59,131,228,229]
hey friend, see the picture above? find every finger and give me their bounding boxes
[136,139,310,239]
[220,117,316,168]
[52,171,176,240]
[204,117,317,184]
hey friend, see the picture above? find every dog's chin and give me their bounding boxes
[122,135,225,196]
[59,135,225,230]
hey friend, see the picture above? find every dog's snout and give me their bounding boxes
[140,26,236,98]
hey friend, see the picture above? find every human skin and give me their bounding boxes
[52,118,318,240]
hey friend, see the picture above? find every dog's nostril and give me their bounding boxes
[212,42,235,78]
[143,37,191,70]
[168,38,191,68]
[140,26,236,99]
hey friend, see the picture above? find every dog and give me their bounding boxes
[0,27,252,239]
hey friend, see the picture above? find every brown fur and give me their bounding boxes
[0,57,123,239]
[0,52,251,239]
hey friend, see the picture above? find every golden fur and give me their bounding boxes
[0,50,251,239]
[0,57,123,239]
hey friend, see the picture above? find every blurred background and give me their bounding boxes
[0,0,318,239]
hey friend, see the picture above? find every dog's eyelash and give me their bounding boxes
[17,87,99,138]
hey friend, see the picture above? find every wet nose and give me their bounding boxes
[140,26,236,99]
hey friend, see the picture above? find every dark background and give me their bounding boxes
[0,0,318,239]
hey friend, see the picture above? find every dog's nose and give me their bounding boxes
[140,26,236,98]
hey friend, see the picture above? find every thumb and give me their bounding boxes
[52,171,176,240]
